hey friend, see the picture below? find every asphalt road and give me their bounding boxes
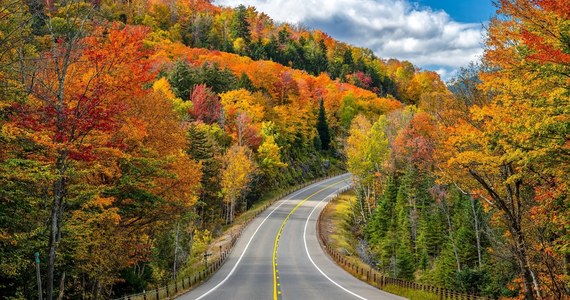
[178,174,405,300]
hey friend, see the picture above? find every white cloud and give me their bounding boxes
[214,0,484,75]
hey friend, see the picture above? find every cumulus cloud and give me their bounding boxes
[214,0,484,78]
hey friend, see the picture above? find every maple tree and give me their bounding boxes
[190,83,222,124]
[4,22,156,299]
[435,1,569,298]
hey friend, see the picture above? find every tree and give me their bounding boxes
[346,114,390,221]
[167,61,238,100]
[230,4,251,44]
[220,144,256,224]
[237,72,256,92]
[168,60,195,100]
[191,83,222,124]
[3,22,158,299]
[316,99,331,150]
[438,1,570,298]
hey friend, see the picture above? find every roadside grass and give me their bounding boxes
[325,190,357,254]
[382,284,440,300]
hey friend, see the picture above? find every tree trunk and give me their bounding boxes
[46,195,59,300]
[173,222,180,280]
[57,272,65,300]
[511,223,541,300]
[442,200,461,272]
[469,196,483,269]
[230,197,235,223]
[47,158,66,300]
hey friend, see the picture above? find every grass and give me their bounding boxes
[382,284,440,300]
[325,190,358,253]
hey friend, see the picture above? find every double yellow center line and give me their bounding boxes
[272,180,344,300]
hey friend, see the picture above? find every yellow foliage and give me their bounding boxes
[152,77,176,100]
[258,135,287,170]
[220,89,265,122]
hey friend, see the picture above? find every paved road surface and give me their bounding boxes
[178,174,405,300]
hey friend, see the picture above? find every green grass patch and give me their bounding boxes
[326,190,358,254]
[382,284,440,300]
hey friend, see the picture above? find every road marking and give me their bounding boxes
[272,180,345,300]
[191,175,347,300]
[303,182,369,300]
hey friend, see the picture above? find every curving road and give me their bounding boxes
[177,174,404,300]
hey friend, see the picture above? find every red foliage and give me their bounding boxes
[191,84,222,124]
[9,24,155,162]
[532,0,570,18]
[271,71,299,105]
[235,112,261,150]
[521,29,570,65]
[348,71,377,93]
[394,112,437,169]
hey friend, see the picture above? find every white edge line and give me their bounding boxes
[303,181,368,300]
[192,175,348,300]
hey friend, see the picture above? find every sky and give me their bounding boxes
[213,0,497,81]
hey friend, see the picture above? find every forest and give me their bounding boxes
[0,0,567,299]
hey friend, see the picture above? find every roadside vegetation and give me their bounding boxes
[0,0,566,299]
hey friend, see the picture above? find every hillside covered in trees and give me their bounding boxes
[344,1,569,299]
[0,0,567,299]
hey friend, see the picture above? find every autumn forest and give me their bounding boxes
[0,0,568,299]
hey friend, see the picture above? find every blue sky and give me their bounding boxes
[415,0,495,23]
[214,0,497,81]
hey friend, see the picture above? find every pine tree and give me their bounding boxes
[195,62,238,94]
[187,123,213,160]
[316,99,331,150]
[230,5,251,44]
[366,175,398,273]
[168,60,194,100]
[397,241,415,280]
[237,72,256,92]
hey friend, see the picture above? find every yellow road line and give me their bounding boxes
[272,180,345,300]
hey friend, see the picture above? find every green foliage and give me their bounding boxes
[396,242,415,280]
[168,60,195,100]
[316,99,331,150]
[363,159,496,295]
[167,61,238,100]
[230,5,251,44]
[339,94,359,128]
[237,72,256,92]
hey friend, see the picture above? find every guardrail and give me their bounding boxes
[316,188,491,300]
[115,172,346,300]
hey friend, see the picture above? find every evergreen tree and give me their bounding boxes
[231,5,251,44]
[195,62,238,94]
[168,60,194,100]
[186,124,222,227]
[316,39,329,74]
[187,123,213,161]
[396,242,415,280]
[432,240,462,288]
[237,72,256,92]
[316,99,331,150]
